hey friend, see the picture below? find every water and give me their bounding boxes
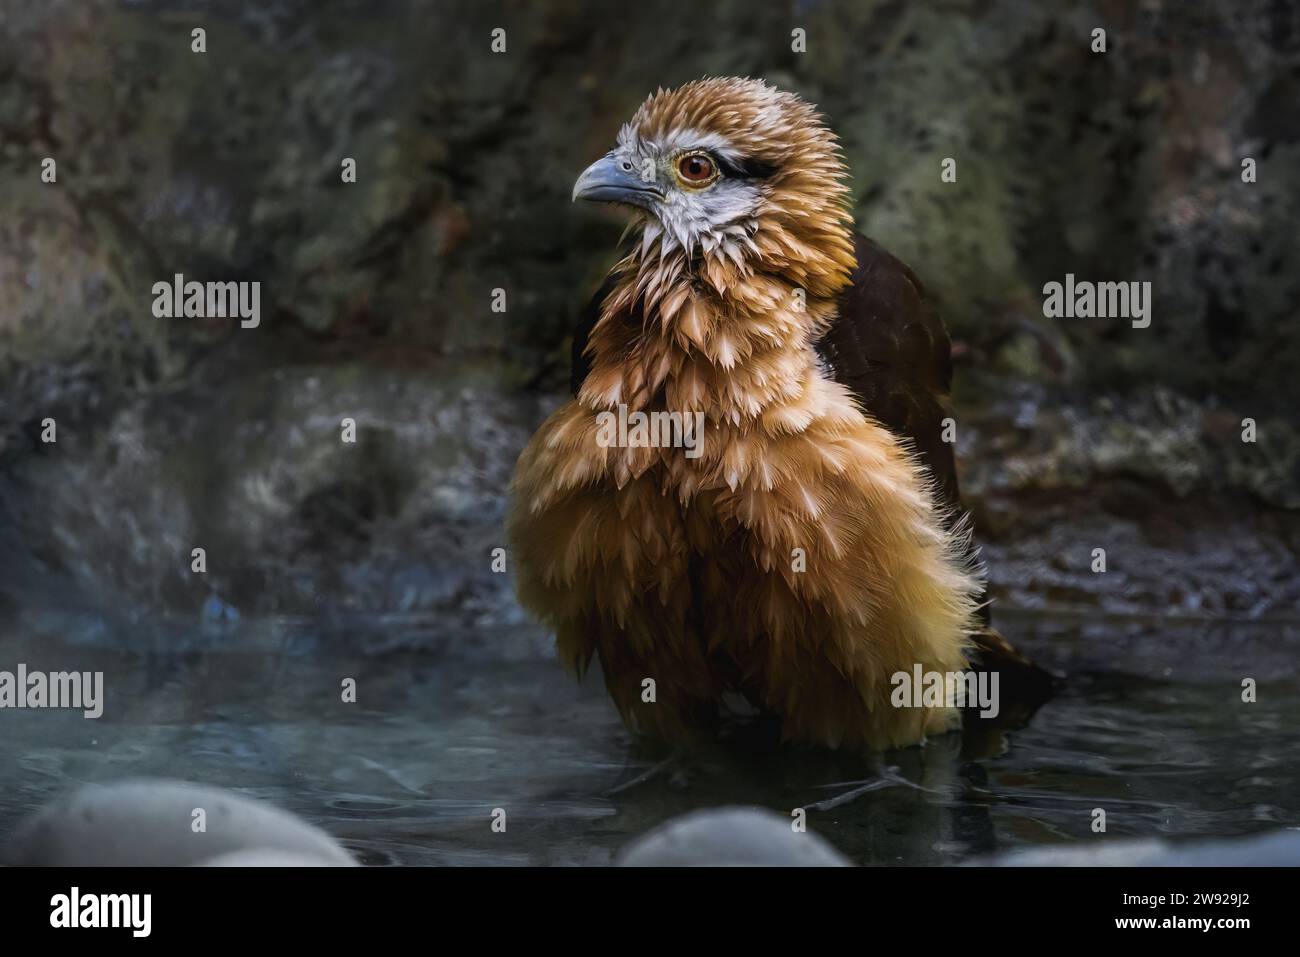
[3,607,1297,865]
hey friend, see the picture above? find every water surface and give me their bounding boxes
[3,608,1297,865]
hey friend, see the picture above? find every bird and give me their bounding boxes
[507,77,1052,752]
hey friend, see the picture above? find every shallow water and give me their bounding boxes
[3,607,1298,865]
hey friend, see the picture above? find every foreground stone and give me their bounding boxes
[2,779,356,866]
[617,807,851,867]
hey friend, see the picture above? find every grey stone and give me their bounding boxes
[2,779,357,867]
[617,807,851,867]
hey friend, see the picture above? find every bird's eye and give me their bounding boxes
[676,153,716,185]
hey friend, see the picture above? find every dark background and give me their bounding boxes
[2,0,1298,638]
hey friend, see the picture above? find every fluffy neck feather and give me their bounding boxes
[578,205,857,426]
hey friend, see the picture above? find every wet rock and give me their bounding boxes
[616,807,851,867]
[1,779,357,866]
[0,352,542,628]
[981,830,1300,867]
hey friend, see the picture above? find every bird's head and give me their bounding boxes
[572,77,855,296]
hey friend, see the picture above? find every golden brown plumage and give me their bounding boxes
[508,78,990,750]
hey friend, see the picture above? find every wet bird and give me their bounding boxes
[508,77,1050,751]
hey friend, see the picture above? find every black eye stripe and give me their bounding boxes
[712,154,779,180]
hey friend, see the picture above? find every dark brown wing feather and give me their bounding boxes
[817,234,962,530]
[819,233,1059,720]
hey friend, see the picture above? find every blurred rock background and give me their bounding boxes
[1,0,1297,639]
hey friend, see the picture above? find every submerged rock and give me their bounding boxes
[617,807,851,867]
[2,779,356,866]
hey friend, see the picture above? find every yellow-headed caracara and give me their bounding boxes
[508,77,1046,751]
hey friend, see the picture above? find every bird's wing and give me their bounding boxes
[816,233,962,522]
[569,235,1059,719]
[818,233,1059,718]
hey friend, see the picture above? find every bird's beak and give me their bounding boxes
[572,153,661,209]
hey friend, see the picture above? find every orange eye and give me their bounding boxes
[677,153,715,183]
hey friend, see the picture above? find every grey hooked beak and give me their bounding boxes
[572,153,661,209]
